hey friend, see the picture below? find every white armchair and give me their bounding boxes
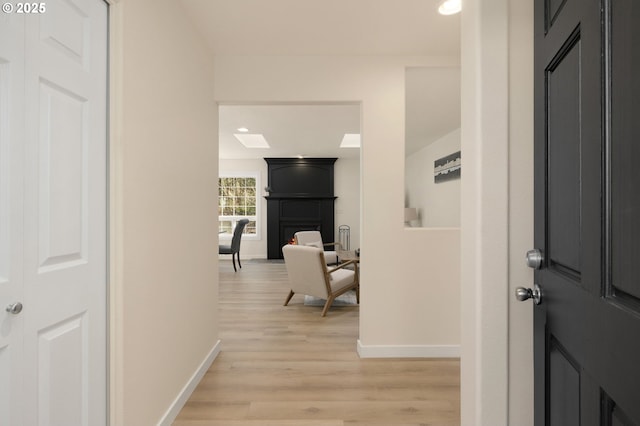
[282,244,359,317]
[293,230,340,265]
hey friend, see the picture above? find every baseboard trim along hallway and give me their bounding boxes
[357,340,460,358]
[159,340,222,426]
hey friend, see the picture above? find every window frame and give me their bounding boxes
[218,171,261,241]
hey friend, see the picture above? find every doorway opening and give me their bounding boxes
[217,102,362,265]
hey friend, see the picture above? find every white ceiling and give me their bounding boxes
[219,104,362,159]
[179,0,460,160]
[179,0,460,57]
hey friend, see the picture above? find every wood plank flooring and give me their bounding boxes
[173,260,460,425]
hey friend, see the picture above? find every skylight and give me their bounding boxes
[340,133,361,148]
[234,133,270,148]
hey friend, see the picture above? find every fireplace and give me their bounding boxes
[265,158,337,259]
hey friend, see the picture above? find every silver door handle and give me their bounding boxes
[6,302,23,315]
[515,284,542,305]
[526,249,543,269]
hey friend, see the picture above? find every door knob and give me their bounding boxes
[6,302,23,315]
[515,284,542,305]
[526,249,543,269]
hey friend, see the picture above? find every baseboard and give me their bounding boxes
[158,340,222,426]
[357,340,460,358]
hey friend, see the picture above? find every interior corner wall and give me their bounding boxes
[508,0,535,423]
[111,1,219,424]
[405,128,461,228]
[461,0,532,425]
[214,55,460,353]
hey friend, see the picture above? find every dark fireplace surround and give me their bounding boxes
[265,158,337,259]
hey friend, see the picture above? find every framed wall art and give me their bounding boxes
[434,151,461,183]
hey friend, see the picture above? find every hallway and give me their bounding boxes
[173,260,460,425]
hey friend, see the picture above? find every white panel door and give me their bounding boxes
[0,11,26,426]
[0,0,108,424]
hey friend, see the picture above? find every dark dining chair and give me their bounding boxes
[219,219,249,272]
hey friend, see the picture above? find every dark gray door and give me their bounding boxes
[533,0,640,424]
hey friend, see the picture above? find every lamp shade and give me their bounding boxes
[404,207,418,222]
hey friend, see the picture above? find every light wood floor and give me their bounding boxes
[173,260,460,426]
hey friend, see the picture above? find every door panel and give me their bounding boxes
[0,347,9,421]
[38,80,88,271]
[0,58,11,285]
[548,340,580,426]
[609,0,640,302]
[534,0,640,424]
[546,0,567,28]
[546,32,582,277]
[598,0,640,418]
[38,314,87,425]
[40,0,90,67]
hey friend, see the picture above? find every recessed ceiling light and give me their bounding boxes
[438,0,461,15]
[297,154,305,159]
[340,133,361,148]
[233,133,270,148]
[237,127,249,132]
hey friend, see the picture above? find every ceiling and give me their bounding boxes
[179,0,461,160]
[219,104,362,159]
[179,0,460,57]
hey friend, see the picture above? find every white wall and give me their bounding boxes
[405,128,461,228]
[333,157,361,249]
[461,0,509,422]
[218,157,361,257]
[461,0,534,424]
[110,1,220,424]
[215,55,460,355]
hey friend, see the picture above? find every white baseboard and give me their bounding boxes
[357,340,460,358]
[158,340,222,426]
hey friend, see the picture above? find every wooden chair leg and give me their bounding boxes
[321,296,335,317]
[356,285,360,304]
[237,252,242,269]
[284,290,295,306]
[232,254,237,272]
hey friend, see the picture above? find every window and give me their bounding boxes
[218,174,259,239]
